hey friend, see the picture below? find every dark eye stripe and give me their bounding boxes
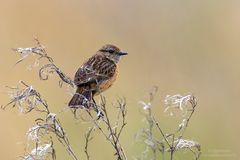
[100,49,115,53]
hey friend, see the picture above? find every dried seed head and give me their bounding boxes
[23,143,54,160]
[164,94,193,115]
[175,139,201,151]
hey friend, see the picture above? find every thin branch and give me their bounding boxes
[100,96,127,160]
[39,63,75,87]
[152,117,171,149]
[84,127,95,160]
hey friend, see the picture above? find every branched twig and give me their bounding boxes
[115,98,127,142]
[39,63,75,87]
[136,86,166,160]
[3,39,80,160]
[13,38,75,88]
[84,96,128,160]
[137,87,201,160]
[84,127,95,160]
[176,96,197,136]
[152,117,171,149]
[99,96,127,160]
[46,113,79,160]
[3,81,79,160]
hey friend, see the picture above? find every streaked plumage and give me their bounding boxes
[68,44,127,108]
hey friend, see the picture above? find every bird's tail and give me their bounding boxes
[68,87,93,108]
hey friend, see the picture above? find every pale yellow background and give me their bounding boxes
[0,0,239,160]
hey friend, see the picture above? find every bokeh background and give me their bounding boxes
[0,0,239,159]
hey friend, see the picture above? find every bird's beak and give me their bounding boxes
[118,51,128,56]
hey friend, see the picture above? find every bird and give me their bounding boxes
[68,44,127,109]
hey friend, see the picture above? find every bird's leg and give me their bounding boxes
[92,98,104,119]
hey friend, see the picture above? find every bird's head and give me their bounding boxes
[98,44,127,63]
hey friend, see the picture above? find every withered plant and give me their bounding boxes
[2,39,200,160]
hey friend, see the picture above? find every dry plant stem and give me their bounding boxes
[136,86,167,160]
[3,81,79,159]
[84,127,95,160]
[14,38,74,87]
[21,81,50,113]
[146,87,167,160]
[152,116,175,159]
[33,83,80,160]
[39,63,75,87]
[57,137,79,160]
[1,81,49,114]
[170,134,175,160]
[165,95,199,160]
[138,90,200,160]
[145,108,157,160]
[87,110,127,160]
[86,110,115,147]
[9,39,79,159]
[178,96,197,137]
[116,108,127,143]
[50,117,79,160]
[189,148,201,160]
[32,38,53,62]
[173,96,199,158]
[152,117,171,149]
[100,97,127,160]
[86,96,127,160]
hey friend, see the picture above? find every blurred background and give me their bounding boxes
[0,0,239,159]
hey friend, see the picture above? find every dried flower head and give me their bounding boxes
[164,94,193,116]
[23,143,55,160]
[2,81,49,113]
[27,124,46,142]
[175,139,200,151]
[13,38,74,88]
[13,38,52,65]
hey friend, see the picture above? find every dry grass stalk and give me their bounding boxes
[136,86,201,160]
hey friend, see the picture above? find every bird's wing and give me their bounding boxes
[74,54,117,87]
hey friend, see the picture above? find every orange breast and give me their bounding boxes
[98,67,118,94]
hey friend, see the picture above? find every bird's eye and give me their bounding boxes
[108,49,115,53]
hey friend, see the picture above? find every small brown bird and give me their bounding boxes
[68,44,127,108]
